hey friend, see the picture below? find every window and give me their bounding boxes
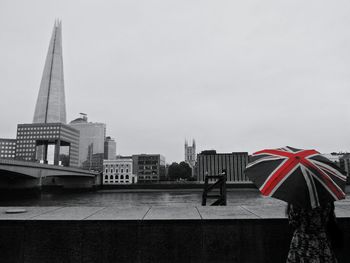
[126,175,129,180]
[110,175,114,180]
[105,175,108,179]
[121,169,124,173]
[121,175,124,179]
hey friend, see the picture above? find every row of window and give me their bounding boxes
[18,130,58,136]
[0,154,15,158]
[105,168,129,173]
[104,164,130,168]
[138,176,158,179]
[17,145,35,148]
[17,135,57,139]
[0,142,16,145]
[104,175,131,180]
[0,146,15,149]
[0,150,15,153]
[17,153,33,156]
[138,166,158,170]
[18,126,59,131]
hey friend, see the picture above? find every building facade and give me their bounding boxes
[197,150,249,183]
[185,139,196,168]
[0,139,16,159]
[103,158,137,185]
[15,123,79,167]
[69,115,106,170]
[104,136,116,160]
[33,20,66,124]
[132,154,166,183]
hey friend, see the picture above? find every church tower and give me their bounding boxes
[185,139,196,169]
[33,20,66,124]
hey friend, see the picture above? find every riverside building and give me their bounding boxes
[103,157,137,184]
[0,139,16,159]
[104,136,116,160]
[132,154,166,183]
[15,123,79,166]
[196,150,250,183]
[185,139,196,168]
[69,114,106,171]
[12,21,79,167]
[33,20,66,125]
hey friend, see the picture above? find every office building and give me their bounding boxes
[104,136,116,160]
[132,154,166,183]
[103,157,137,185]
[15,123,79,166]
[33,20,66,124]
[69,114,106,170]
[197,150,249,183]
[0,139,16,159]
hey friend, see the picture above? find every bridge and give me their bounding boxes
[0,159,98,191]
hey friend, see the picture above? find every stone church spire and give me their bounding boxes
[33,19,66,124]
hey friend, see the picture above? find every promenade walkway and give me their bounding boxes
[1,202,349,263]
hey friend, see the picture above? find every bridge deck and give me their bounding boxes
[0,159,97,176]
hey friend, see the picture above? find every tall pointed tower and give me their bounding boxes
[185,139,196,168]
[33,20,66,124]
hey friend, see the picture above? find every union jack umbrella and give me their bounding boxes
[245,146,347,209]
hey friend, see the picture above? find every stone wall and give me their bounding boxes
[0,205,349,263]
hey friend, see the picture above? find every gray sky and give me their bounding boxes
[1,0,350,163]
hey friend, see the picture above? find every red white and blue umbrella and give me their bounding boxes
[245,146,347,209]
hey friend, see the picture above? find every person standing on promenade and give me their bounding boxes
[286,202,342,263]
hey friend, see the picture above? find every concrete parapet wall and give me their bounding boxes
[0,205,349,263]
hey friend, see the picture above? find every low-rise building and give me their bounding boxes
[196,150,249,183]
[103,157,137,185]
[15,123,79,167]
[132,154,166,183]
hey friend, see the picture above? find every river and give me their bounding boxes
[0,188,349,207]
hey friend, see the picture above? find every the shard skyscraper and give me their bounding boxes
[33,20,66,124]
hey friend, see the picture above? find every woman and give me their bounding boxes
[286,202,342,263]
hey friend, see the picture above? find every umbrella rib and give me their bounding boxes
[246,155,285,169]
[310,171,339,201]
[268,164,300,197]
[300,165,320,208]
[260,158,298,196]
[309,160,346,181]
[302,159,345,199]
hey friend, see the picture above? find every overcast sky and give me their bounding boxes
[1,0,350,163]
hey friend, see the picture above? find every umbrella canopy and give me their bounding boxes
[245,146,347,209]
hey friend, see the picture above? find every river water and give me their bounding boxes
[0,188,349,207]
